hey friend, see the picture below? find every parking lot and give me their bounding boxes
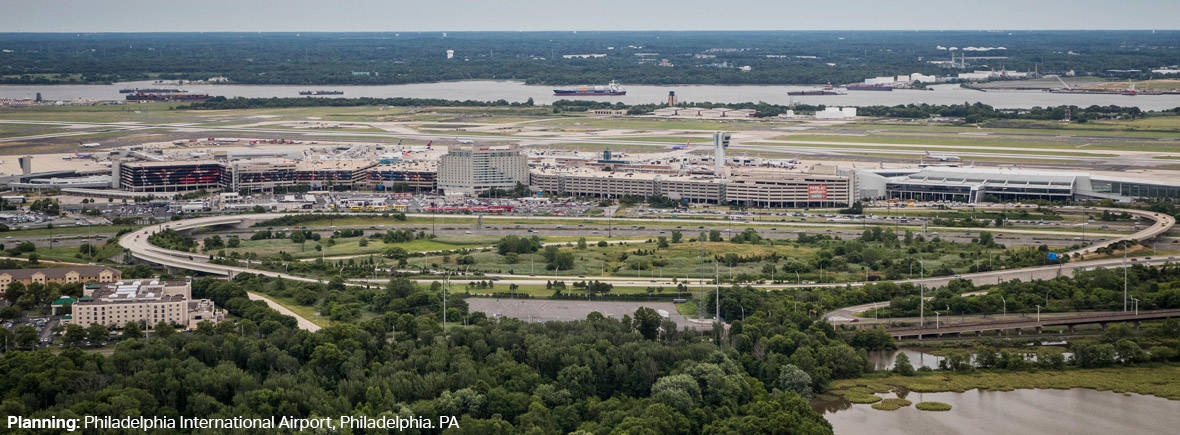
[465,298,712,330]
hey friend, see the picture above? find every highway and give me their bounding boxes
[118,206,1174,332]
[886,309,1180,339]
[821,205,1175,322]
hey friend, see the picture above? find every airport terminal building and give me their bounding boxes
[854,167,1180,203]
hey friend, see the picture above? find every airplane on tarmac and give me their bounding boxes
[924,150,961,162]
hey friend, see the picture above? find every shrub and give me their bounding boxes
[871,398,912,411]
[839,390,882,404]
[915,401,952,411]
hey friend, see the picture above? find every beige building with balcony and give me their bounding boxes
[0,266,120,294]
[66,280,224,330]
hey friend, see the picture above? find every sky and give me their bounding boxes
[2,0,1178,32]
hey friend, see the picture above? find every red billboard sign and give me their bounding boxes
[808,185,828,200]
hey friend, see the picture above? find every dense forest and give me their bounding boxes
[1,31,1178,85]
[1,268,1178,431]
[0,274,886,434]
[187,95,1166,122]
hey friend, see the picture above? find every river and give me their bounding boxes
[2,81,1179,110]
[867,349,945,371]
[867,349,1073,371]
[815,388,1180,434]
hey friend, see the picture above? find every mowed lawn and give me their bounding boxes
[408,236,1021,282]
[224,235,503,259]
[768,133,1153,154]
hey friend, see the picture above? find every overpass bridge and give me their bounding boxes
[885,308,1180,340]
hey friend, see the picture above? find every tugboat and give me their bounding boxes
[553,80,626,96]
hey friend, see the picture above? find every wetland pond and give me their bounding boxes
[814,387,1179,434]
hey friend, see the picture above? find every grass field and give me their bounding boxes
[833,364,1180,400]
[406,238,1009,282]
[602,135,711,142]
[249,214,1126,237]
[0,122,67,138]
[766,133,1154,154]
[839,151,1077,165]
[250,291,334,328]
[755,138,1122,157]
[1087,79,1180,92]
[536,117,770,131]
[224,233,615,260]
[4,225,132,237]
[847,115,1180,138]
[226,234,503,259]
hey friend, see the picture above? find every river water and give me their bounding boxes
[867,349,1073,371]
[867,349,945,371]
[2,81,1179,110]
[816,388,1180,435]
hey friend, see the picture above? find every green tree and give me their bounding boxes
[548,252,574,271]
[557,365,595,397]
[632,307,662,340]
[63,324,87,346]
[86,323,109,345]
[153,321,175,339]
[1116,339,1147,364]
[1074,343,1116,368]
[14,325,37,348]
[892,353,916,376]
[652,374,701,412]
[709,230,723,242]
[777,364,813,397]
[122,321,143,340]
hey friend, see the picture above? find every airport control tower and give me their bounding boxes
[713,131,730,176]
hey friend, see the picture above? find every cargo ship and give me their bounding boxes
[846,84,893,91]
[125,92,211,102]
[553,80,626,96]
[299,90,345,95]
[788,83,847,96]
[118,88,184,94]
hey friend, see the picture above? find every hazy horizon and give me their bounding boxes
[2,0,1178,33]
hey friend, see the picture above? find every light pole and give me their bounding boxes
[1131,297,1140,316]
[919,260,925,328]
[935,311,940,329]
[1000,294,1006,317]
[714,260,720,326]
[1035,305,1041,324]
[1123,243,1128,312]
